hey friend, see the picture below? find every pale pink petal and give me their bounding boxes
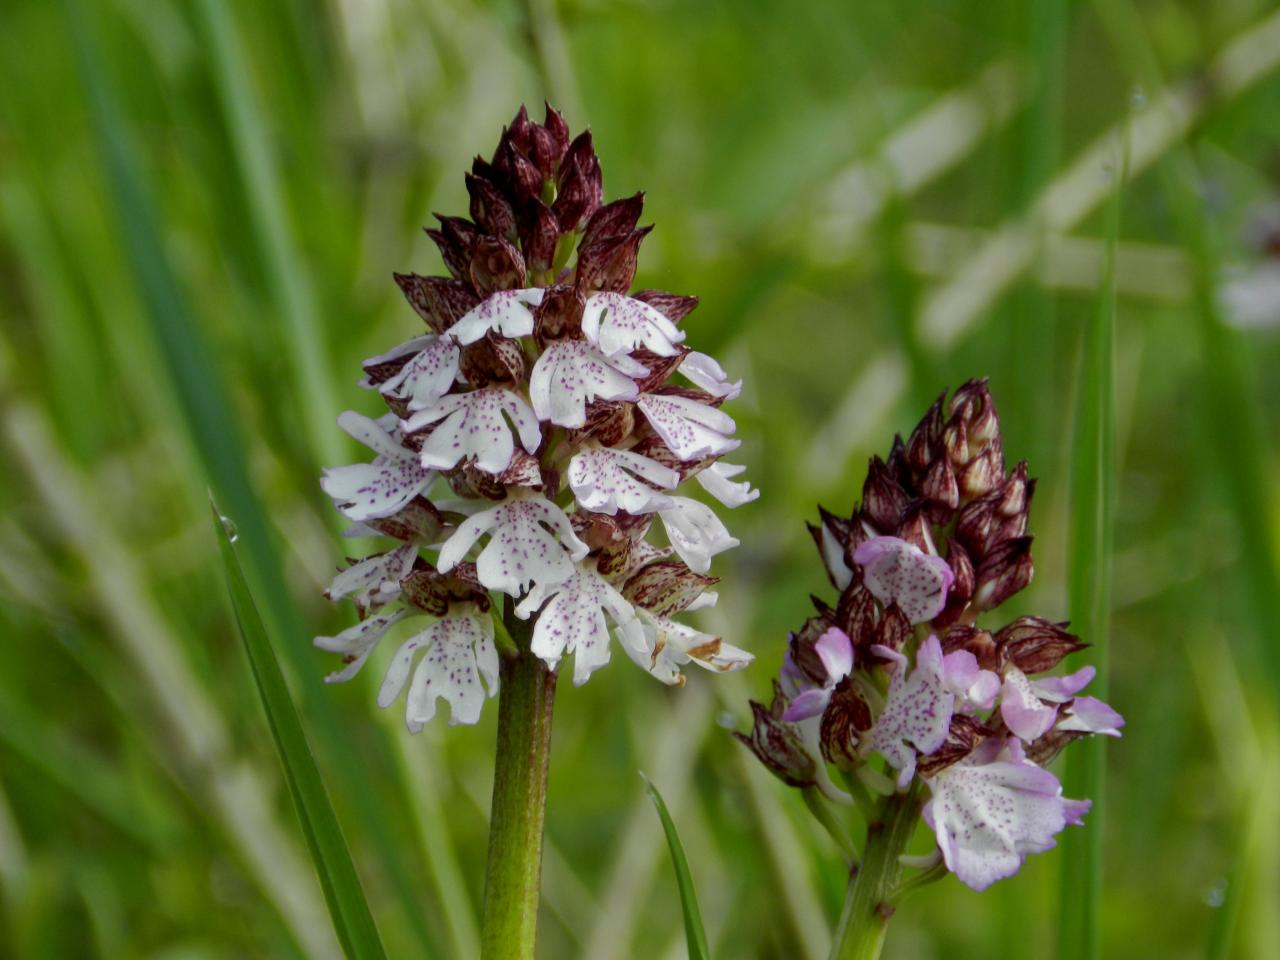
[816,627,854,682]
[1000,667,1059,742]
[1057,696,1125,737]
[782,687,832,723]
[1031,665,1096,702]
[941,648,1001,710]
[869,635,953,786]
[923,738,1088,891]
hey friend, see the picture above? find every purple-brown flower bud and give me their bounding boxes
[820,677,873,768]
[468,236,526,295]
[426,215,482,281]
[582,192,645,248]
[517,199,560,277]
[973,536,1034,610]
[735,683,818,788]
[393,274,478,334]
[906,392,946,473]
[862,455,910,532]
[553,131,603,230]
[995,617,1086,675]
[576,226,650,293]
[466,173,517,241]
[835,581,879,650]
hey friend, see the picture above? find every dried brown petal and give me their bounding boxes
[401,562,490,616]
[533,283,585,343]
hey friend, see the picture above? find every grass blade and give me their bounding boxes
[641,773,711,960]
[63,2,442,946]
[1056,119,1122,960]
[213,501,387,960]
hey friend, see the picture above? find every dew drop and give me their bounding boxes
[1204,877,1228,908]
[219,515,239,543]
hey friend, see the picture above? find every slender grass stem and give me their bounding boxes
[481,609,558,960]
[828,784,922,960]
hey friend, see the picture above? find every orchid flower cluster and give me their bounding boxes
[738,380,1123,891]
[314,105,754,730]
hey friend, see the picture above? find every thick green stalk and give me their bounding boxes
[481,613,558,960]
[829,784,922,960]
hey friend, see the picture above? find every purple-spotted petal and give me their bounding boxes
[567,446,678,515]
[869,635,954,786]
[402,387,541,474]
[446,288,545,344]
[581,292,686,358]
[923,738,1089,891]
[636,393,739,461]
[436,495,588,596]
[324,545,417,616]
[853,536,954,624]
[529,340,645,428]
[314,608,411,683]
[515,563,642,686]
[376,611,498,729]
[379,337,461,409]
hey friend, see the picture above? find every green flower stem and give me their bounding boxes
[481,609,558,960]
[829,783,923,960]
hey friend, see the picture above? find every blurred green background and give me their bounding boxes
[3,0,1280,957]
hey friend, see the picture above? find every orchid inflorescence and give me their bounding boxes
[738,379,1123,891]
[314,105,754,730]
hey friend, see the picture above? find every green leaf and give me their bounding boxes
[1057,132,1121,960]
[212,501,387,960]
[641,773,711,960]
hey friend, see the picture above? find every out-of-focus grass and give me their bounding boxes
[2,0,1279,958]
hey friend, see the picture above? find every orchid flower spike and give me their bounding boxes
[315,106,754,730]
[737,379,1122,894]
